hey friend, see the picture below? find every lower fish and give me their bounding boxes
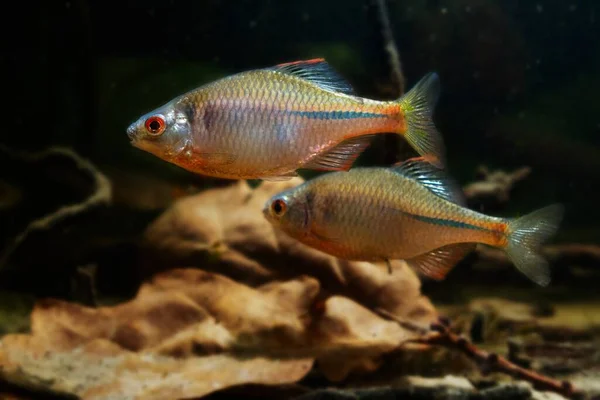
[126,58,445,180]
[263,158,563,286]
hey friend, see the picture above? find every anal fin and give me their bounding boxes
[406,243,475,280]
[303,135,374,171]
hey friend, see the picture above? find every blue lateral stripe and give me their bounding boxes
[409,213,489,231]
[290,110,385,120]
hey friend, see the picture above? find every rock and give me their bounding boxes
[289,376,568,400]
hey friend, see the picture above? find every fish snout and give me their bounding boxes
[262,200,271,219]
[127,122,139,141]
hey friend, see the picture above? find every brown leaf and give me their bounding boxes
[0,268,426,399]
[0,175,440,398]
[0,335,312,400]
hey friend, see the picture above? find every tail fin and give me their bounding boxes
[505,204,564,286]
[397,72,445,169]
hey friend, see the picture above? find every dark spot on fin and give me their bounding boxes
[406,243,475,280]
[391,157,466,205]
[303,135,374,171]
[269,58,355,95]
[195,152,237,165]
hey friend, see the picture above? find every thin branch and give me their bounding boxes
[377,310,582,398]
[462,165,531,204]
[374,307,431,335]
[0,145,112,269]
[410,322,584,399]
[374,0,405,96]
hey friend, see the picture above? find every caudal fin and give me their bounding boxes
[397,72,446,169]
[505,204,564,286]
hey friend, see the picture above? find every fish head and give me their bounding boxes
[263,186,312,239]
[127,102,192,161]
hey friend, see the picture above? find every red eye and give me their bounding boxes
[144,116,166,136]
[271,199,287,216]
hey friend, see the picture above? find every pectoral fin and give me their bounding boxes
[308,223,342,247]
[195,152,237,165]
[310,229,340,244]
[260,172,299,181]
[406,243,475,280]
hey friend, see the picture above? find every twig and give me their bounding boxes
[374,307,431,335]
[410,322,584,399]
[374,0,405,96]
[462,165,531,204]
[0,145,112,268]
[377,311,582,398]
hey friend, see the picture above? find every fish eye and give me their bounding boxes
[144,116,166,136]
[271,199,287,217]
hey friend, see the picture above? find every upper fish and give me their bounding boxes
[263,157,564,286]
[126,58,445,180]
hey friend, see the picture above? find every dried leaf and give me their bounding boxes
[0,170,441,398]
[0,268,426,399]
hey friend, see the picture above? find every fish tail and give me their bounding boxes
[396,72,445,168]
[504,204,564,286]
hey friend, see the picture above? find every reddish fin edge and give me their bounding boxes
[276,58,326,68]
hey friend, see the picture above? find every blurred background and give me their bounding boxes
[5,0,600,234]
[1,0,599,295]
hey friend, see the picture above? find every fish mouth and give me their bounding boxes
[126,123,138,141]
[262,201,271,220]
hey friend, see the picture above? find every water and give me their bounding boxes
[1,1,598,399]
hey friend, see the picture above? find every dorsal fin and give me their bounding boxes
[391,157,466,205]
[268,58,355,95]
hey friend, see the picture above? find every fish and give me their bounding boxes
[126,58,445,181]
[262,157,564,286]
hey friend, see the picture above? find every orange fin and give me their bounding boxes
[276,58,326,68]
[303,135,374,171]
[406,243,475,280]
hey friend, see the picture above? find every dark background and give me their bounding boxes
[3,0,599,242]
